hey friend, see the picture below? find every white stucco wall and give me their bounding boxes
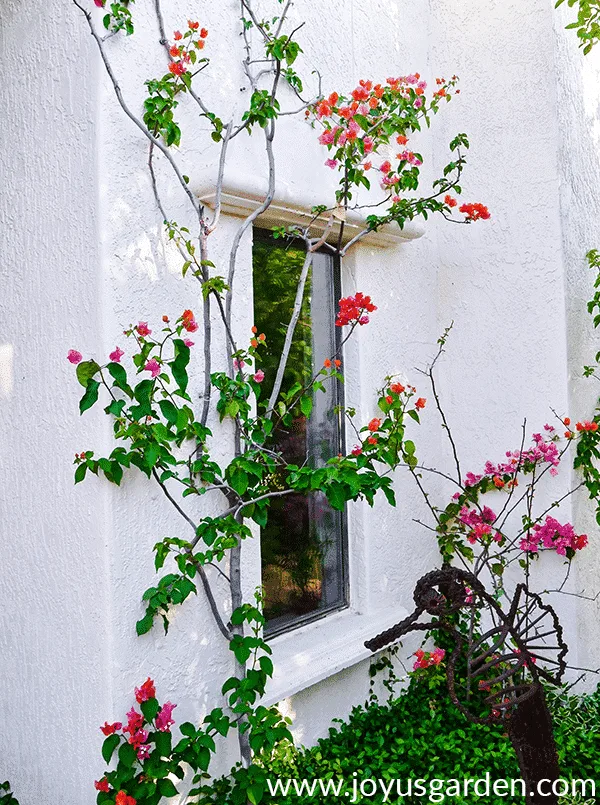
[2,0,600,801]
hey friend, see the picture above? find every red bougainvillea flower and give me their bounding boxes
[67,349,83,365]
[135,678,156,704]
[136,321,152,337]
[188,19,199,29]
[100,721,122,735]
[169,61,187,76]
[94,778,110,792]
[367,436,378,445]
[415,397,427,410]
[144,359,161,378]
[336,293,377,327]
[576,421,599,432]
[459,202,491,221]
[413,647,445,670]
[444,195,458,208]
[169,45,181,58]
[390,383,405,394]
[351,446,363,456]
[368,418,381,432]
[156,701,177,732]
[253,370,265,383]
[564,417,571,426]
[115,792,137,805]
[123,708,144,736]
[109,347,124,363]
[200,27,208,38]
[181,309,198,332]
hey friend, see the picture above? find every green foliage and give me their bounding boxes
[557,0,600,53]
[0,782,19,805]
[199,675,600,805]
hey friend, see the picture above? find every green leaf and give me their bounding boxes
[118,740,137,767]
[171,340,190,394]
[107,362,127,387]
[76,360,100,388]
[74,463,87,484]
[136,612,155,636]
[300,395,313,418]
[141,697,159,721]
[159,399,179,425]
[101,733,120,764]
[157,778,179,797]
[230,468,249,496]
[155,729,172,757]
[79,379,100,414]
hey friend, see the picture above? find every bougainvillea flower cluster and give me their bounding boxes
[413,647,446,670]
[312,75,489,223]
[168,21,208,75]
[458,505,501,544]
[519,516,588,557]
[335,292,377,327]
[95,679,179,799]
[463,428,562,488]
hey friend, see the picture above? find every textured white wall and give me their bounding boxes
[1,0,600,801]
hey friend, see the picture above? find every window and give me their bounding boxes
[252,230,348,635]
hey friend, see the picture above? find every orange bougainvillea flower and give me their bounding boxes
[334,359,341,368]
[368,418,381,432]
[323,358,331,368]
[116,792,136,805]
[390,383,405,394]
[415,398,427,410]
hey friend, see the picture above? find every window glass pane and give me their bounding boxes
[252,231,347,634]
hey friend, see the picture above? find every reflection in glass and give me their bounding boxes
[252,231,347,634]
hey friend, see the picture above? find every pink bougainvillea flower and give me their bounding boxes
[67,350,83,365]
[233,359,245,370]
[156,701,177,732]
[253,370,265,383]
[324,158,338,169]
[136,322,152,337]
[182,317,199,333]
[100,721,122,735]
[144,359,161,378]
[135,677,156,704]
[128,728,149,749]
[109,347,124,363]
[183,339,194,348]
[93,0,104,6]
[94,778,110,792]
[136,743,151,760]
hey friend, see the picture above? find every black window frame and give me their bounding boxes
[252,228,349,638]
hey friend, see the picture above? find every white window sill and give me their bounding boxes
[197,174,425,248]
[263,606,408,706]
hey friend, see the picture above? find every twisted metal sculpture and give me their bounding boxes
[366,566,568,805]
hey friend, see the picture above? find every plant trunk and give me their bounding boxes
[508,686,560,805]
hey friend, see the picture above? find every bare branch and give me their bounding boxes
[73,0,201,217]
[266,251,313,418]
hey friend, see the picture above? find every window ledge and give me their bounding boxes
[262,606,408,706]
[197,174,425,248]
